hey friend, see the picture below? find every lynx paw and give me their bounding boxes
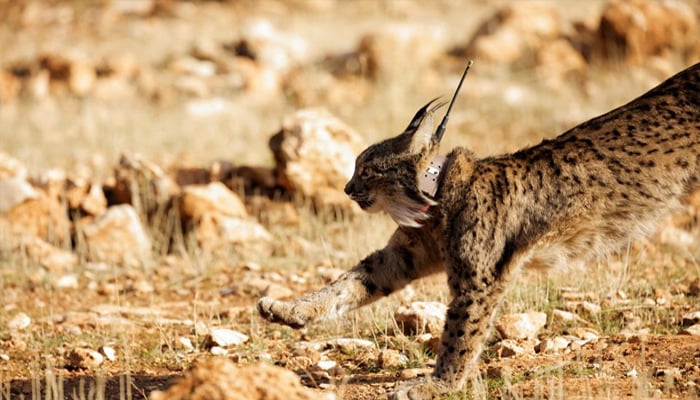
[257,297,310,328]
[389,377,450,400]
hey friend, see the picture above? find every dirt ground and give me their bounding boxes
[1,1,700,399]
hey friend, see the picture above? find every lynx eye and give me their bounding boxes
[358,168,372,180]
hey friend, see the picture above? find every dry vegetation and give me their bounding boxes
[1,1,700,399]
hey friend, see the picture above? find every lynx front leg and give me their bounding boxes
[258,227,442,328]
[392,253,519,399]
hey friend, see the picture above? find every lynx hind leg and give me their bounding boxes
[258,228,443,328]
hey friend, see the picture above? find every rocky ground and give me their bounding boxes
[1,0,700,399]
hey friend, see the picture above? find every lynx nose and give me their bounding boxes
[344,181,353,196]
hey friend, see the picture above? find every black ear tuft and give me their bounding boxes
[405,97,442,132]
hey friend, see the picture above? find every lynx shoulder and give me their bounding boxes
[259,62,700,399]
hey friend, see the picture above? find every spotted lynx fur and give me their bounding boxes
[258,62,700,399]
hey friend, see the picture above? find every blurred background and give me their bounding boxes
[1,0,697,178]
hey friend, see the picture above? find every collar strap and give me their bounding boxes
[418,154,447,198]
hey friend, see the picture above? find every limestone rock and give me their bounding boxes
[179,182,247,221]
[492,339,531,358]
[357,23,447,81]
[81,204,151,266]
[536,336,571,354]
[378,348,408,368]
[148,358,334,400]
[8,312,31,331]
[15,235,77,271]
[1,179,70,243]
[192,212,272,255]
[593,0,698,64]
[0,152,27,179]
[0,178,40,213]
[683,324,700,336]
[66,348,104,370]
[394,301,447,335]
[465,2,563,64]
[269,108,365,203]
[206,328,249,348]
[682,311,700,326]
[495,311,547,340]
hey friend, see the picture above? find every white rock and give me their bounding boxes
[81,204,151,266]
[99,346,116,361]
[315,360,337,370]
[378,349,408,368]
[0,177,39,213]
[496,311,547,340]
[551,309,577,322]
[536,336,571,354]
[176,337,194,351]
[0,354,9,361]
[179,182,247,220]
[682,311,700,325]
[492,339,528,358]
[394,301,447,335]
[207,328,249,347]
[210,346,228,356]
[54,274,79,289]
[66,348,104,369]
[683,324,700,336]
[8,312,31,331]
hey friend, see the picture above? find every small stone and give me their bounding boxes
[492,339,527,358]
[8,312,31,331]
[54,274,79,289]
[399,368,432,380]
[627,368,638,378]
[207,328,249,348]
[496,312,547,340]
[578,301,602,315]
[0,354,8,361]
[394,301,447,335]
[315,360,337,370]
[682,324,700,336]
[176,337,194,351]
[681,311,700,326]
[568,327,600,343]
[66,348,104,370]
[536,336,571,354]
[210,346,228,356]
[415,333,440,354]
[378,349,408,368]
[99,346,116,361]
[551,309,577,322]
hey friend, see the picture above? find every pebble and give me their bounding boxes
[682,324,700,336]
[99,346,116,361]
[315,360,337,370]
[207,328,249,347]
[399,368,432,380]
[66,348,104,369]
[394,301,447,335]
[8,312,31,331]
[176,336,194,351]
[681,311,700,325]
[495,312,547,340]
[378,349,408,368]
[54,274,79,289]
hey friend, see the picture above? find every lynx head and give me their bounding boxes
[344,99,445,228]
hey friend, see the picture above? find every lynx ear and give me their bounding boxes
[407,111,435,154]
[405,99,445,155]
